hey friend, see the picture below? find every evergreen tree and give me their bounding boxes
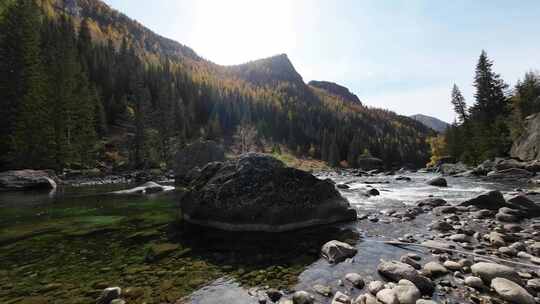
[451,84,468,124]
[470,50,508,123]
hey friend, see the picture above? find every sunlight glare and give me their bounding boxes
[189,0,296,65]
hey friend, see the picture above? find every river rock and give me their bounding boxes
[471,262,521,284]
[96,287,121,304]
[182,153,356,232]
[464,276,485,289]
[422,262,448,278]
[321,240,357,263]
[400,255,421,270]
[331,291,351,304]
[354,294,380,304]
[416,198,447,208]
[507,195,540,216]
[491,278,535,304]
[472,209,493,219]
[486,168,534,180]
[529,242,540,256]
[489,232,506,247]
[439,162,469,176]
[430,220,453,232]
[292,291,315,304]
[426,177,447,187]
[345,273,365,288]
[527,278,540,291]
[368,281,385,295]
[0,169,57,191]
[458,190,507,210]
[375,289,398,304]
[377,260,434,295]
[415,301,437,304]
[174,139,225,184]
[442,261,461,271]
[312,284,332,297]
[394,280,420,304]
[496,210,522,223]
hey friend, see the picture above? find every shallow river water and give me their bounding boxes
[0,172,531,303]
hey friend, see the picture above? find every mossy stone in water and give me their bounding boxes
[144,243,180,262]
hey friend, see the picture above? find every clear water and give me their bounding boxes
[0,172,531,303]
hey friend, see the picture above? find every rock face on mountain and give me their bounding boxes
[181,153,357,232]
[174,140,225,184]
[309,80,362,104]
[410,114,449,133]
[511,113,540,161]
[0,170,57,191]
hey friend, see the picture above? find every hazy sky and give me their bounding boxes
[103,0,540,122]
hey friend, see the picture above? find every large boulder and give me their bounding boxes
[181,153,357,232]
[356,157,384,170]
[458,190,507,210]
[511,113,540,161]
[174,140,225,184]
[0,170,57,191]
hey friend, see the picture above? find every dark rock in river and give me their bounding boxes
[458,190,507,210]
[181,153,357,232]
[416,198,447,208]
[426,177,447,187]
[507,195,540,216]
[174,140,225,184]
[0,169,57,191]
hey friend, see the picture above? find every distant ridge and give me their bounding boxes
[410,114,449,133]
[308,81,362,105]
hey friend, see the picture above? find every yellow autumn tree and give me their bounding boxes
[427,135,448,167]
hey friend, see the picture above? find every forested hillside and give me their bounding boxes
[0,0,433,172]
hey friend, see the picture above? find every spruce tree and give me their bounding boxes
[451,84,468,124]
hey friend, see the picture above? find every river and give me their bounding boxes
[0,171,531,303]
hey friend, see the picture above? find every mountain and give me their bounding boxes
[0,0,434,170]
[410,114,449,133]
[308,81,362,104]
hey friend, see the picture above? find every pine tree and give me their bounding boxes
[451,84,468,124]
[470,50,508,124]
[468,50,510,160]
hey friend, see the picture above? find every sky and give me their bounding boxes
[103,0,540,122]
